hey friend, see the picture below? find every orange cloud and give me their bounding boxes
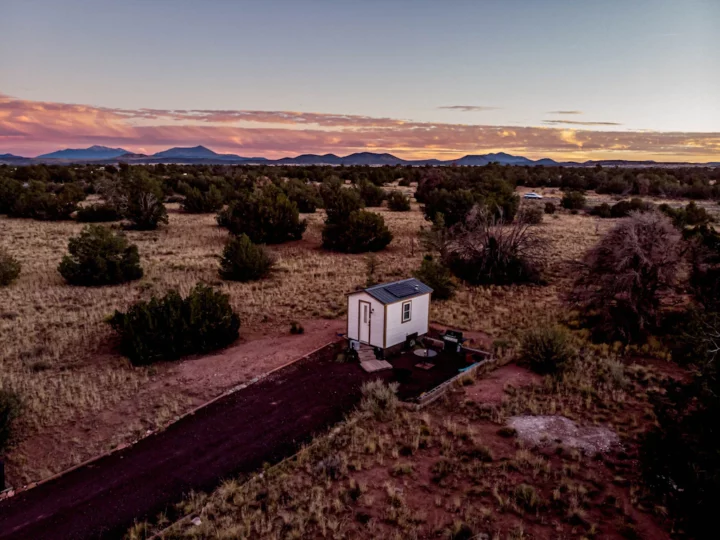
[543,120,623,126]
[1,93,718,161]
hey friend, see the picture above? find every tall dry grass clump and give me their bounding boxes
[359,380,399,421]
[519,324,576,375]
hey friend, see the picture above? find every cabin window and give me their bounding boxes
[401,301,411,323]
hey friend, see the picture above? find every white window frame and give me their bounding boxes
[401,300,412,323]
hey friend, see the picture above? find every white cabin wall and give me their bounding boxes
[347,294,360,341]
[385,294,430,348]
[347,292,384,346]
[369,296,385,348]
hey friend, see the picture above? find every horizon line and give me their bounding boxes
[2,144,718,165]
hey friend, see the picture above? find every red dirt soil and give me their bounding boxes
[7,319,346,485]
[0,334,483,540]
[0,341,372,540]
[463,364,542,404]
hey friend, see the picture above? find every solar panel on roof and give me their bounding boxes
[386,283,417,298]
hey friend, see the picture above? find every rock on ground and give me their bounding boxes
[507,415,620,454]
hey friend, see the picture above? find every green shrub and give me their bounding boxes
[76,203,122,223]
[109,283,240,365]
[181,185,224,213]
[659,201,714,229]
[663,308,717,366]
[0,249,21,286]
[561,191,586,210]
[480,179,520,221]
[0,177,23,214]
[0,390,21,454]
[125,175,168,229]
[683,202,714,226]
[360,380,399,421]
[320,182,392,252]
[10,182,85,220]
[355,181,386,207]
[320,181,363,224]
[422,188,477,226]
[544,202,556,215]
[281,179,321,213]
[322,210,393,253]
[218,185,306,244]
[219,234,274,282]
[519,325,575,374]
[610,198,653,218]
[58,225,143,286]
[386,191,411,211]
[103,171,168,230]
[641,339,720,538]
[413,255,456,300]
[589,202,612,218]
[518,204,543,224]
[686,225,720,311]
[418,177,520,224]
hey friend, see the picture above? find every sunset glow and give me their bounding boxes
[1,93,718,162]
[1,0,718,162]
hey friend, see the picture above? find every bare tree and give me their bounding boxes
[442,205,544,285]
[571,211,683,341]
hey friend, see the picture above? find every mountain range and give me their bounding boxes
[1,145,717,168]
[37,145,130,160]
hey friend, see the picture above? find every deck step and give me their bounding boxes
[360,360,393,373]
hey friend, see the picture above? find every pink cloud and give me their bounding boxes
[1,93,718,161]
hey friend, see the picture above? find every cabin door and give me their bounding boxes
[358,301,371,343]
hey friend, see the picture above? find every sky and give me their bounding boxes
[1,0,719,161]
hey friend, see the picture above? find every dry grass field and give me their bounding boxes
[140,352,675,540]
[0,193,661,485]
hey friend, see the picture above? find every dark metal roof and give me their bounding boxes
[360,278,433,304]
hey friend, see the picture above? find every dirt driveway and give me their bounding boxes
[0,342,378,540]
[8,319,346,485]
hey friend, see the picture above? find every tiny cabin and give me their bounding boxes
[347,278,433,353]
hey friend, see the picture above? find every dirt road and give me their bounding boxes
[8,319,346,486]
[0,343,375,540]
